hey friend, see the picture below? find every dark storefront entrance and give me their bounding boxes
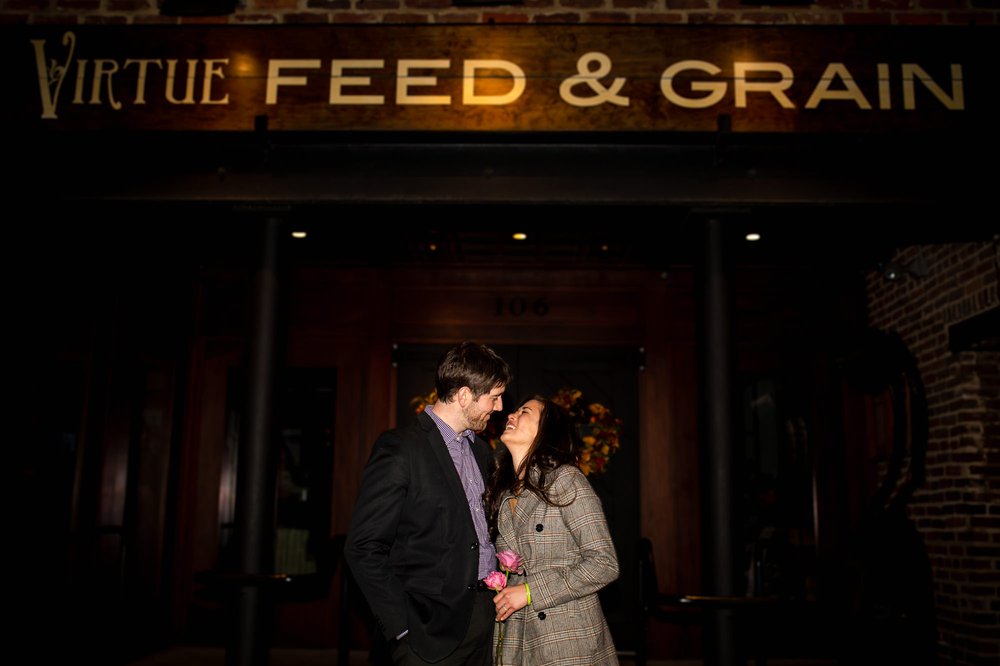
[8,21,997,666]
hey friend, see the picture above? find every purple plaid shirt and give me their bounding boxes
[426,404,496,579]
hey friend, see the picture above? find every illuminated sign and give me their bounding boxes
[6,25,996,132]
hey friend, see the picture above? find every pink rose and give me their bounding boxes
[483,570,507,592]
[496,549,524,574]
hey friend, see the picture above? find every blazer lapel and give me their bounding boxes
[419,411,470,514]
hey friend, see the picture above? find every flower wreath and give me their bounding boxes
[410,386,622,476]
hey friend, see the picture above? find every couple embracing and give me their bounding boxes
[345,342,619,666]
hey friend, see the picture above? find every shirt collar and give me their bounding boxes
[426,403,474,446]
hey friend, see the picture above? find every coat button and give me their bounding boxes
[535,524,543,532]
[537,612,546,620]
[467,584,475,591]
[470,542,478,550]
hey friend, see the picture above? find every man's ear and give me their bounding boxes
[457,386,472,406]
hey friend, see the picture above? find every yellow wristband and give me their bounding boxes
[524,583,532,605]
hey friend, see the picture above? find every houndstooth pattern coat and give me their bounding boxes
[494,464,619,666]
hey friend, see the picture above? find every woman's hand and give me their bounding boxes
[493,584,528,621]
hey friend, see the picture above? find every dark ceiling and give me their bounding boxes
[12,129,996,275]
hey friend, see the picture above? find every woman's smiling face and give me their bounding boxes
[500,399,544,452]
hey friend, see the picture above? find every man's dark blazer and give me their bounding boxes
[345,409,492,663]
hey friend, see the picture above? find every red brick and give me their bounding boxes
[869,0,915,8]
[107,0,151,9]
[404,0,450,7]
[54,0,99,8]
[180,15,231,22]
[2,0,48,8]
[688,11,738,22]
[896,13,944,25]
[842,11,892,24]
[382,12,430,21]
[559,0,604,7]
[612,0,653,6]
[331,11,379,21]
[946,11,996,25]
[739,11,790,23]
[135,14,180,22]
[234,13,279,22]
[434,11,480,21]
[814,0,859,7]
[968,546,1000,558]
[585,10,630,20]
[306,0,350,7]
[533,11,581,21]
[956,531,991,542]
[357,0,400,7]
[635,11,683,20]
[250,0,299,7]
[282,11,329,21]
[967,569,1000,582]
[790,11,841,23]
[483,12,530,22]
[83,14,128,22]
[0,12,30,21]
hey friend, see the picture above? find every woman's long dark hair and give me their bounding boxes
[484,395,579,542]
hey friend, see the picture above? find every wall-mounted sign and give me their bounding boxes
[5,25,996,133]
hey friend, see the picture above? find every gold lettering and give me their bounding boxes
[805,63,871,110]
[878,63,891,110]
[902,64,964,111]
[201,59,229,104]
[330,60,385,105]
[397,60,451,106]
[660,60,726,109]
[267,59,321,104]
[30,33,76,120]
[165,59,198,105]
[124,59,163,105]
[463,60,525,106]
[72,59,87,105]
[90,60,122,110]
[733,62,795,109]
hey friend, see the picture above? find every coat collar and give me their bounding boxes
[500,467,545,533]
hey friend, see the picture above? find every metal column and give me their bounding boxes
[699,216,737,666]
[230,218,282,666]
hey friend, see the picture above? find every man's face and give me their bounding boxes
[462,385,505,433]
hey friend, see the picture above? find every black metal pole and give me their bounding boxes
[230,218,281,666]
[699,216,737,666]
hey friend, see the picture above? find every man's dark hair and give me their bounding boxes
[435,341,512,402]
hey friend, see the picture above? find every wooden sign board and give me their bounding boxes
[4,25,997,133]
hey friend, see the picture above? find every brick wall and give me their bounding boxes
[866,240,1000,666]
[0,0,996,25]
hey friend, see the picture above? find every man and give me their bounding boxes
[345,342,512,665]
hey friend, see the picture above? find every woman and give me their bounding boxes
[484,395,619,665]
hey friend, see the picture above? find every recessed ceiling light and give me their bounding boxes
[291,231,307,239]
[429,243,438,252]
[745,233,761,242]
[512,232,527,241]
